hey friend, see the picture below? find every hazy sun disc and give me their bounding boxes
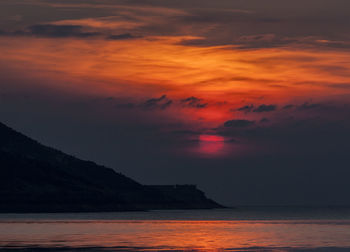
[198,134,226,156]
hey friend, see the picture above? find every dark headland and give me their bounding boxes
[0,122,222,213]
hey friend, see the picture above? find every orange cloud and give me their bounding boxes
[1,31,350,132]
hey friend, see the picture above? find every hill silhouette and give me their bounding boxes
[0,122,221,212]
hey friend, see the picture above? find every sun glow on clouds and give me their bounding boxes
[1,1,350,158]
[2,36,349,99]
[199,135,225,143]
[1,34,350,156]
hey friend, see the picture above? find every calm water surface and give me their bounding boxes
[1,208,350,251]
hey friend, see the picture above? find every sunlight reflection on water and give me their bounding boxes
[1,209,350,251]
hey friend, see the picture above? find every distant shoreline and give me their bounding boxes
[0,206,226,214]
[1,246,350,252]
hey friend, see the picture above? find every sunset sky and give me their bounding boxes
[1,0,350,205]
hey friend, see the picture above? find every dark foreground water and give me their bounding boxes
[1,207,350,251]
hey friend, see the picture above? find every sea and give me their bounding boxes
[1,207,350,251]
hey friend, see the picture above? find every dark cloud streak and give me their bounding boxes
[224,119,255,128]
[253,104,277,113]
[180,96,208,108]
[27,24,100,38]
[107,33,140,40]
[141,95,173,110]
